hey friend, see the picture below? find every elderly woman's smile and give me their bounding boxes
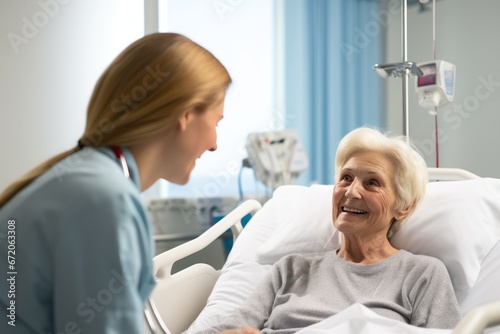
[341,206,367,214]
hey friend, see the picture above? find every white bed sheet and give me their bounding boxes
[296,303,451,334]
[187,178,500,333]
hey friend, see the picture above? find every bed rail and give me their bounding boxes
[453,301,500,334]
[153,199,262,278]
[146,199,262,334]
[427,167,480,181]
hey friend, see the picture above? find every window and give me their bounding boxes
[144,0,279,199]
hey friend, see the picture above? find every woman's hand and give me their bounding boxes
[219,327,261,334]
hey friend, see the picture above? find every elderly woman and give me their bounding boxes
[197,127,462,334]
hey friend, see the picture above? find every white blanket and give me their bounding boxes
[296,304,452,334]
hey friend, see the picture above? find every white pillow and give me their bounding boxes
[391,178,500,302]
[255,184,340,263]
[460,240,500,312]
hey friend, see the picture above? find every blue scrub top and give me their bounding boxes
[0,146,156,334]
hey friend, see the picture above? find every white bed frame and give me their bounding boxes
[144,168,500,334]
[145,199,262,334]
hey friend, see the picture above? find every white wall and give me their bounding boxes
[383,0,500,177]
[0,0,144,192]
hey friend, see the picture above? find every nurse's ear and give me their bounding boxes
[177,105,202,131]
[177,108,193,132]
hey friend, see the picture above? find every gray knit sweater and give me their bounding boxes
[198,250,462,333]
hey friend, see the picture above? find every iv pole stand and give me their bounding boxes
[401,0,410,142]
[373,0,422,143]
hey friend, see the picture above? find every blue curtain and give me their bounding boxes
[283,0,383,185]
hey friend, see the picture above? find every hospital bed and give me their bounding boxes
[145,167,500,334]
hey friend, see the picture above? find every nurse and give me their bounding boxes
[0,32,231,334]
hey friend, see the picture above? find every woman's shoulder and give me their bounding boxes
[5,148,142,219]
[45,148,138,196]
[398,249,448,273]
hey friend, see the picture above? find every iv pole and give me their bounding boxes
[373,0,422,143]
[401,0,410,140]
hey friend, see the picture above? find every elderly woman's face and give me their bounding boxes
[332,151,402,239]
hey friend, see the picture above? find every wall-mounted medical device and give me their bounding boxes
[245,130,308,189]
[415,60,456,110]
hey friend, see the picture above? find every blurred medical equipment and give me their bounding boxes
[244,130,308,189]
[415,60,456,112]
[147,197,226,237]
[145,167,500,334]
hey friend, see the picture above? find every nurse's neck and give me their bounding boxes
[128,144,161,192]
